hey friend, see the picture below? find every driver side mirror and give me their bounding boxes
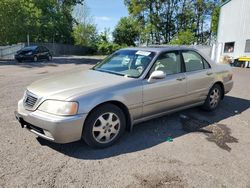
[148,70,166,83]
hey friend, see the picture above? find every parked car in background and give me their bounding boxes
[15,46,52,62]
[15,47,233,148]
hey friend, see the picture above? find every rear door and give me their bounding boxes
[181,50,214,104]
[142,51,187,117]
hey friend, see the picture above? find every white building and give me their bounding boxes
[216,0,250,66]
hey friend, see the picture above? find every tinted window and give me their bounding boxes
[39,46,46,52]
[182,51,204,72]
[43,46,48,52]
[150,51,181,75]
[36,47,42,52]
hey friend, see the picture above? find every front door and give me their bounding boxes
[142,51,187,117]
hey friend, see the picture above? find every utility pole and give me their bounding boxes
[27,34,30,46]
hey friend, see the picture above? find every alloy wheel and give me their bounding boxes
[92,112,120,144]
[209,88,220,108]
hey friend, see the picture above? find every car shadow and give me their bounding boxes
[37,96,250,160]
[0,56,102,68]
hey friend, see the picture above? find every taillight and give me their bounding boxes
[228,73,233,80]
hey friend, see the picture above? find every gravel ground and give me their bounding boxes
[0,58,250,188]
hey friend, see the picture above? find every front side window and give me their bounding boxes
[150,51,181,75]
[93,50,155,78]
[182,51,205,72]
[224,42,235,53]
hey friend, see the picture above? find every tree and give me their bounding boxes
[0,0,84,45]
[72,1,99,47]
[169,30,196,45]
[113,17,139,46]
[124,0,222,45]
[0,0,27,45]
[72,23,98,46]
[211,0,226,36]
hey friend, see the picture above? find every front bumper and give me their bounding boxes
[15,55,34,61]
[15,100,87,143]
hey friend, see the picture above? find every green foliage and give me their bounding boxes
[113,17,139,46]
[97,42,126,55]
[211,0,227,35]
[211,6,220,35]
[124,0,222,45]
[72,23,98,47]
[169,30,196,45]
[0,0,84,45]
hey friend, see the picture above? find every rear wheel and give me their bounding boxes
[82,104,126,148]
[202,84,222,111]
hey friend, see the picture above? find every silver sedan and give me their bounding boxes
[15,47,233,148]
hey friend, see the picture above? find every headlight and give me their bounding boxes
[27,51,33,55]
[38,100,78,116]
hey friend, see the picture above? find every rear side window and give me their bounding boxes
[41,46,48,52]
[182,51,210,72]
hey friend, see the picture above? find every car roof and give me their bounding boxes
[123,46,197,53]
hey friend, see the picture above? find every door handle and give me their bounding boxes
[177,76,186,81]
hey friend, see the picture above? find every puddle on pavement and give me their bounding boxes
[127,173,184,188]
[180,115,238,152]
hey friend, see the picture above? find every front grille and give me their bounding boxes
[24,91,38,108]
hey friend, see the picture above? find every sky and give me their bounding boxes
[84,0,128,32]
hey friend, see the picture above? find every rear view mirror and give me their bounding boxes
[148,70,166,83]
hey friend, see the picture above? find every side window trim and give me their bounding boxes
[202,58,211,69]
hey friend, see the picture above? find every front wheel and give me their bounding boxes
[33,56,38,62]
[82,104,126,148]
[202,84,222,111]
[47,55,52,61]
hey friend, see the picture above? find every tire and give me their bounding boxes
[82,104,126,148]
[47,55,52,61]
[33,56,38,62]
[202,84,222,111]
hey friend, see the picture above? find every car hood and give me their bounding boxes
[27,69,132,100]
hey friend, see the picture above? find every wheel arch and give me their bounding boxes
[83,100,132,133]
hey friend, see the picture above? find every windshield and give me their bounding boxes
[93,50,155,78]
[21,46,37,51]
